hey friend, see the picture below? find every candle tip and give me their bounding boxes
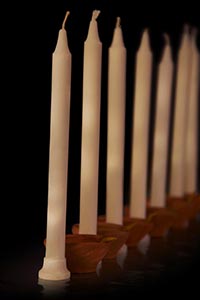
[62,11,70,29]
[92,10,100,20]
[142,27,150,39]
[116,17,121,27]
[141,28,150,43]
[183,24,190,35]
[163,33,170,45]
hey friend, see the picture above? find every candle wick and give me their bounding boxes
[116,17,121,27]
[62,11,70,29]
[92,10,100,20]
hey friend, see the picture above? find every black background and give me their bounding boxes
[1,1,200,298]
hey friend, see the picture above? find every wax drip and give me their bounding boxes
[62,11,70,29]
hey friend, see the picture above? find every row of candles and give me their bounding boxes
[38,10,199,280]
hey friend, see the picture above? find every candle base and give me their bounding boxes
[38,257,70,281]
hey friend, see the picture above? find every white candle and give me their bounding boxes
[39,12,71,281]
[79,11,102,235]
[150,35,174,207]
[169,26,191,197]
[106,17,126,225]
[130,29,152,219]
[185,28,199,194]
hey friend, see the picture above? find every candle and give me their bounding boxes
[130,29,152,219]
[39,11,71,281]
[106,17,126,225]
[79,11,102,235]
[185,28,199,194]
[169,26,191,197]
[150,35,174,208]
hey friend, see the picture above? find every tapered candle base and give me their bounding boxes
[39,257,70,281]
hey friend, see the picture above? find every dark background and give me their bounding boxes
[2,0,199,247]
[1,2,200,298]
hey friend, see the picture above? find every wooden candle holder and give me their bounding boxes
[65,234,113,273]
[44,234,117,274]
[124,204,175,238]
[184,194,200,216]
[146,206,176,237]
[97,215,153,248]
[96,223,129,259]
[122,217,153,247]
[166,196,196,229]
[72,224,129,260]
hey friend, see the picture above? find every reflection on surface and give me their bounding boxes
[137,233,151,255]
[38,278,70,297]
[96,260,102,276]
[196,213,200,221]
[116,244,128,269]
[99,257,123,283]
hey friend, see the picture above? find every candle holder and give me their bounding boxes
[65,234,113,273]
[124,204,175,238]
[184,193,200,216]
[97,224,129,259]
[72,223,129,260]
[122,217,153,247]
[96,215,153,248]
[146,205,177,237]
[166,196,196,229]
[44,234,117,274]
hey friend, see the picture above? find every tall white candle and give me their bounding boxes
[169,26,191,197]
[185,28,199,194]
[106,17,126,225]
[39,12,71,281]
[150,35,174,207]
[79,11,102,235]
[130,29,152,219]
